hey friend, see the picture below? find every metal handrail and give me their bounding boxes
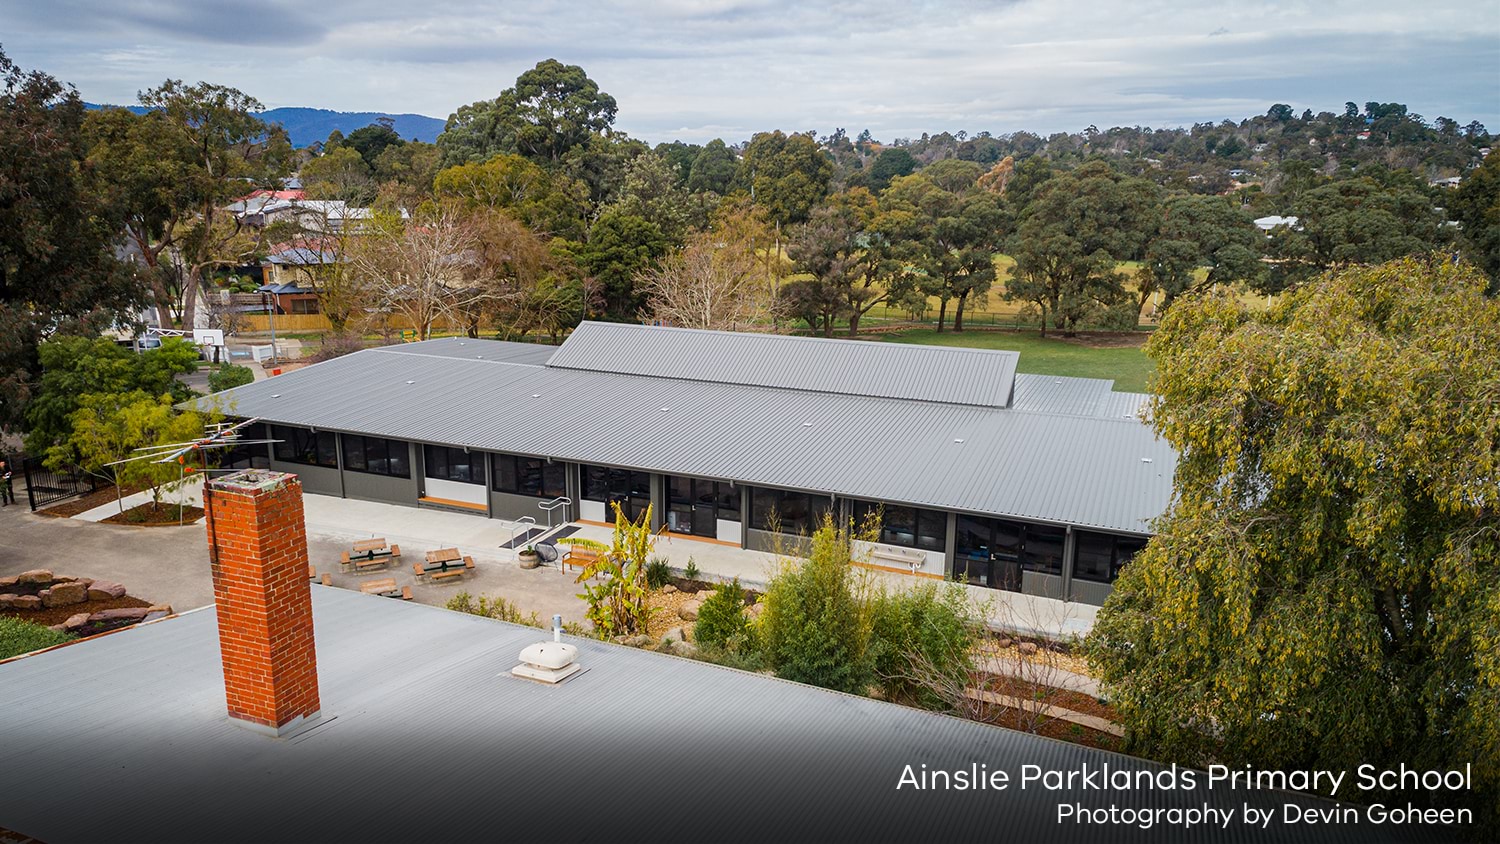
[538,496,571,529]
[508,516,536,550]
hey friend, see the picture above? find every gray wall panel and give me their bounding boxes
[1069,579,1114,606]
[269,459,342,496]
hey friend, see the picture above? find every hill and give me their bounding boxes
[83,103,446,147]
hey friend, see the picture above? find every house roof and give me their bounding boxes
[204,332,1174,534]
[548,322,1021,408]
[0,587,1391,844]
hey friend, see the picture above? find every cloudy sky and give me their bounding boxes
[3,0,1496,144]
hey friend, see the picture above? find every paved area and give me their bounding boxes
[8,483,1099,639]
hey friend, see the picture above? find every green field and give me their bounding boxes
[880,328,1156,393]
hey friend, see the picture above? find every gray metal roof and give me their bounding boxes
[548,322,1021,408]
[206,339,1174,534]
[381,335,559,366]
[0,587,1401,844]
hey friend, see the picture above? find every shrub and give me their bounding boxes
[759,516,873,694]
[445,591,542,627]
[645,556,671,589]
[0,616,71,660]
[868,581,980,709]
[683,558,699,581]
[206,364,254,393]
[307,332,364,363]
[694,577,748,649]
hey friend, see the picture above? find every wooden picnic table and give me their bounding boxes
[414,548,475,582]
[358,577,412,600]
[341,539,401,570]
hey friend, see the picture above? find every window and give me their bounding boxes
[342,435,409,478]
[579,464,651,522]
[423,444,484,485]
[221,422,269,470]
[493,454,565,498]
[289,297,320,315]
[1022,525,1065,576]
[749,488,833,535]
[852,501,947,551]
[271,425,337,468]
[1073,532,1147,584]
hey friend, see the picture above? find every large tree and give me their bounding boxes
[433,153,588,240]
[1005,161,1159,336]
[438,59,617,168]
[687,138,737,195]
[0,49,141,431]
[1268,177,1449,290]
[1087,258,1499,828]
[736,130,833,226]
[883,173,1005,332]
[638,221,774,330]
[85,80,293,328]
[1449,153,1500,292]
[1137,194,1263,317]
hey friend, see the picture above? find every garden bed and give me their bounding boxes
[974,702,1121,751]
[1,594,153,628]
[37,482,147,518]
[979,674,1118,722]
[100,501,204,526]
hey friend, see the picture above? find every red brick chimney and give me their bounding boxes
[203,469,321,736]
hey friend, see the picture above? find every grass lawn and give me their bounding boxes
[881,328,1156,393]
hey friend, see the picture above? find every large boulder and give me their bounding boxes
[1018,641,1039,656]
[0,575,18,589]
[677,600,702,622]
[41,581,89,608]
[9,595,40,611]
[87,581,127,600]
[663,639,698,658]
[17,569,53,585]
[0,593,17,609]
[62,613,92,632]
[660,626,688,645]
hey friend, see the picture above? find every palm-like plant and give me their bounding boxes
[568,502,655,637]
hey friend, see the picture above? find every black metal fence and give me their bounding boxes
[18,455,104,511]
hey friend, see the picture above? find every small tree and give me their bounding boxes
[569,502,655,638]
[206,364,254,393]
[52,391,214,514]
[868,581,981,710]
[759,515,874,694]
[694,577,749,649]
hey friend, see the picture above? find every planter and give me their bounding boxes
[517,551,540,570]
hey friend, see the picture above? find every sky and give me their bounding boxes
[3,0,1497,145]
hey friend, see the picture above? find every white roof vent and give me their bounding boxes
[510,615,582,684]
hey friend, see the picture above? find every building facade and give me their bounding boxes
[213,323,1174,606]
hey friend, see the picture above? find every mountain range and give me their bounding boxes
[83,103,447,147]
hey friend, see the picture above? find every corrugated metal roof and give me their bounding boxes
[207,340,1174,533]
[380,335,559,366]
[547,322,1020,408]
[0,587,1402,844]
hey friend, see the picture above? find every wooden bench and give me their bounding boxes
[308,564,318,579]
[320,573,332,586]
[869,545,927,572]
[359,577,399,597]
[561,545,600,575]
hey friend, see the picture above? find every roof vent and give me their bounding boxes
[270,394,281,398]
[954,438,965,444]
[532,393,542,398]
[1141,457,1153,463]
[660,407,671,412]
[406,380,415,385]
[802,421,813,427]
[511,615,581,684]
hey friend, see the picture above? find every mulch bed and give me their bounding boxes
[35,483,147,518]
[974,702,1121,751]
[1,595,152,628]
[100,502,204,526]
[979,674,1119,722]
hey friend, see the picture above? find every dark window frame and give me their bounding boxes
[342,435,410,479]
[750,487,833,535]
[1072,531,1147,584]
[492,454,566,498]
[852,500,947,551]
[271,425,337,468]
[422,444,485,485]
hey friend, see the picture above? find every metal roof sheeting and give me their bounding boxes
[207,339,1174,533]
[0,588,1405,844]
[547,322,1020,408]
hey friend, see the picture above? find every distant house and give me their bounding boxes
[1429,176,1463,188]
[1254,215,1301,232]
[1356,131,1372,141]
[225,198,382,233]
[258,241,336,314]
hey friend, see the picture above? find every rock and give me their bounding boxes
[63,613,92,631]
[17,569,53,585]
[88,607,151,622]
[142,611,170,623]
[745,602,765,618]
[661,584,677,594]
[660,626,688,644]
[146,604,173,616]
[52,575,76,582]
[76,578,94,588]
[620,635,654,648]
[41,581,89,608]
[664,640,698,658]
[677,600,702,622]
[47,624,68,632]
[0,575,17,589]
[0,593,16,609]
[87,581,128,600]
[1018,641,1039,656]
[10,595,40,611]
[996,637,1014,649]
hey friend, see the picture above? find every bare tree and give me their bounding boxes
[637,228,776,331]
[343,205,503,340]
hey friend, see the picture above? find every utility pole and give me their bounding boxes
[262,291,279,365]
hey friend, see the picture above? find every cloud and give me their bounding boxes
[1,0,1494,142]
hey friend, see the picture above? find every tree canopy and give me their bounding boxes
[1087,257,1499,827]
[438,59,617,168]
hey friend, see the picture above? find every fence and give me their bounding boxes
[19,455,104,512]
